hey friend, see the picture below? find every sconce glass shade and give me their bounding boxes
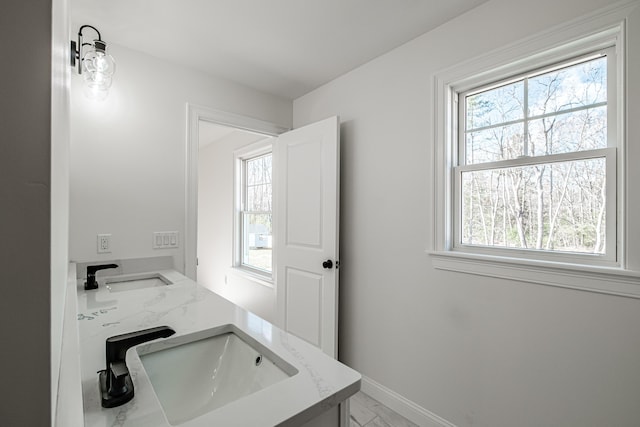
[83,84,110,101]
[82,41,116,91]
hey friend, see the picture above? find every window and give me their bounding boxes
[238,151,273,276]
[455,51,617,264]
[431,13,640,296]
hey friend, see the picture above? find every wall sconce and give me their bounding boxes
[70,25,116,100]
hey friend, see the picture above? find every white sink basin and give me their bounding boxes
[105,273,172,293]
[135,324,298,425]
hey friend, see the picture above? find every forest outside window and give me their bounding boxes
[454,48,618,265]
[240,152,273,276]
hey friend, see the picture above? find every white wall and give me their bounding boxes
[70,44,292,272]
[51,0,71,422]
[198,130,277,321]
[294,0,640,426]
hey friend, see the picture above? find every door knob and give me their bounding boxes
[322,260,333,269]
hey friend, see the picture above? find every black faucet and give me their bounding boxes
[85,263,118,290]
[99,325,176,408]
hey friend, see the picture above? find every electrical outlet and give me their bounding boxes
[97,234,111,253]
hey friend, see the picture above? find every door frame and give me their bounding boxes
[184,103,289,280]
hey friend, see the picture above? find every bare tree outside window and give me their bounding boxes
[460,55,608,254]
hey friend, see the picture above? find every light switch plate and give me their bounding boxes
[153,231,179,249]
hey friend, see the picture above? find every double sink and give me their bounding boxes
[77,264,361,426]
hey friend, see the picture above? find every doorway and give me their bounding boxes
[186,104,289,321]
[197,120,278,320]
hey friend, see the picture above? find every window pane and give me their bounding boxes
[247,183,272,211]
[466,123,524,164]
[528,105,606,155]
[246,155,272,186]
[242,213,272,272]
[528,56,606,117]
[461,157,606,254]
[466,81,524,130]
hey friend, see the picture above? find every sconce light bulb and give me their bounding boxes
[95,54,110,72]
[82,41,116,77]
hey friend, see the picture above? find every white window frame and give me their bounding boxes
[233,139,275,282]
[431,13,640,298]
[454,49,617,266]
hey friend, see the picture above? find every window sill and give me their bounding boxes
[229,266,274,289]
[428,250,640,299]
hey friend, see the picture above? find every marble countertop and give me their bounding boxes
[75,268,360,426]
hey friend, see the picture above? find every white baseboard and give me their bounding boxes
[360,375,457,427]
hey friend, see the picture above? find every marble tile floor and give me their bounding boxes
[349,391,419,427]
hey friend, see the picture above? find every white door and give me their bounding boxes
[275,116,340,358]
